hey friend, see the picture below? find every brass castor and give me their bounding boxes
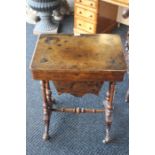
[102,137,110,144]
[42,133,50,141]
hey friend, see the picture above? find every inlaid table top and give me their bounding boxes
[30,34,126,81]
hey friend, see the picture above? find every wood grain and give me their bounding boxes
[30,34,126,81]
[53,81,104,96]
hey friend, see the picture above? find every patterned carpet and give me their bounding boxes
[26,16,129,155]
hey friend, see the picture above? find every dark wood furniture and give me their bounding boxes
[30,34,126,143]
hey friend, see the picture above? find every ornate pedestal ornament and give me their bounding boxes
[52,0,72,22]
[60,0,72,15]
[26,4,40,24]
[27,0,61,34]
[53,9,63,21]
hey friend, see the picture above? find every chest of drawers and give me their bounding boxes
[74,0,118,34]
[74,0,129,34]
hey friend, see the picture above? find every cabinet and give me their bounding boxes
[74,0,129,34]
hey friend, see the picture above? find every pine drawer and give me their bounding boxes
[75,0,98,9]
[75,18,96,33]
[74,28,93,34]
[75,7,97,21]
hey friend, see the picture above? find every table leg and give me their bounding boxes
[40,80,53,140]
[103,81,115,143]
[125,89,129,103]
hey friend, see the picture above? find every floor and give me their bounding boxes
[26,16,129,155]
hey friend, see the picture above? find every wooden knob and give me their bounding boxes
[122,9,129,19]
[90,3,93,6]
[90,15,93,18]
[89,27,92,30]
[79,0,82,2]
[79,11,82,14]
[79,24,81,26]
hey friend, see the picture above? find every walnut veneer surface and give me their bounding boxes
[31,34,126,81]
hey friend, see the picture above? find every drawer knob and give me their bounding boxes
[79,24,82,26]
[90,15,93,18]
[89,27,92,30]
[90,3,93,6]
[79,0,82,2]
[79,11,82,14]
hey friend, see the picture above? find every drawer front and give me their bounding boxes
[75,18,96,33]
[75,0,97,9]
[74,28,92,34]
[53,81,103,96]
[75,7,96,21]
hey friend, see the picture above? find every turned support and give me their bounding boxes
[103,81,116,143]
[40,80,54,140]
[51,107,105,113]
[125,89,129,103]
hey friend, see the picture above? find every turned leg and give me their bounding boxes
[125,89,129,103]
[40,80,53,140]
[103,81,116,143]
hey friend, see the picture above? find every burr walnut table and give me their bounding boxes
[30,34,126,143]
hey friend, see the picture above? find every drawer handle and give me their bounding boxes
[90,3,93,6]
[90,15,93,18]
[79,11,82,14]
[79,0,82,2]
[79,23,82,26]
[89,27,92,30]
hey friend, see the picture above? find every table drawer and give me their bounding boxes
[53,81,103,96]
[75,18,96,33]
[75,7,96,21]
[75,0,97,9]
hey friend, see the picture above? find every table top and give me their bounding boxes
[30,34,126,81]
[102,0,129,8]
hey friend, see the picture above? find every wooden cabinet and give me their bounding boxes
[74,0,118,34]
[74,0,129,34]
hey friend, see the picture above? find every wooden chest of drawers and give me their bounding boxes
[74,0,118,34]
[76,0,98,9]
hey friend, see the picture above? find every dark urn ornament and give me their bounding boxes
[27,0,61,34]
